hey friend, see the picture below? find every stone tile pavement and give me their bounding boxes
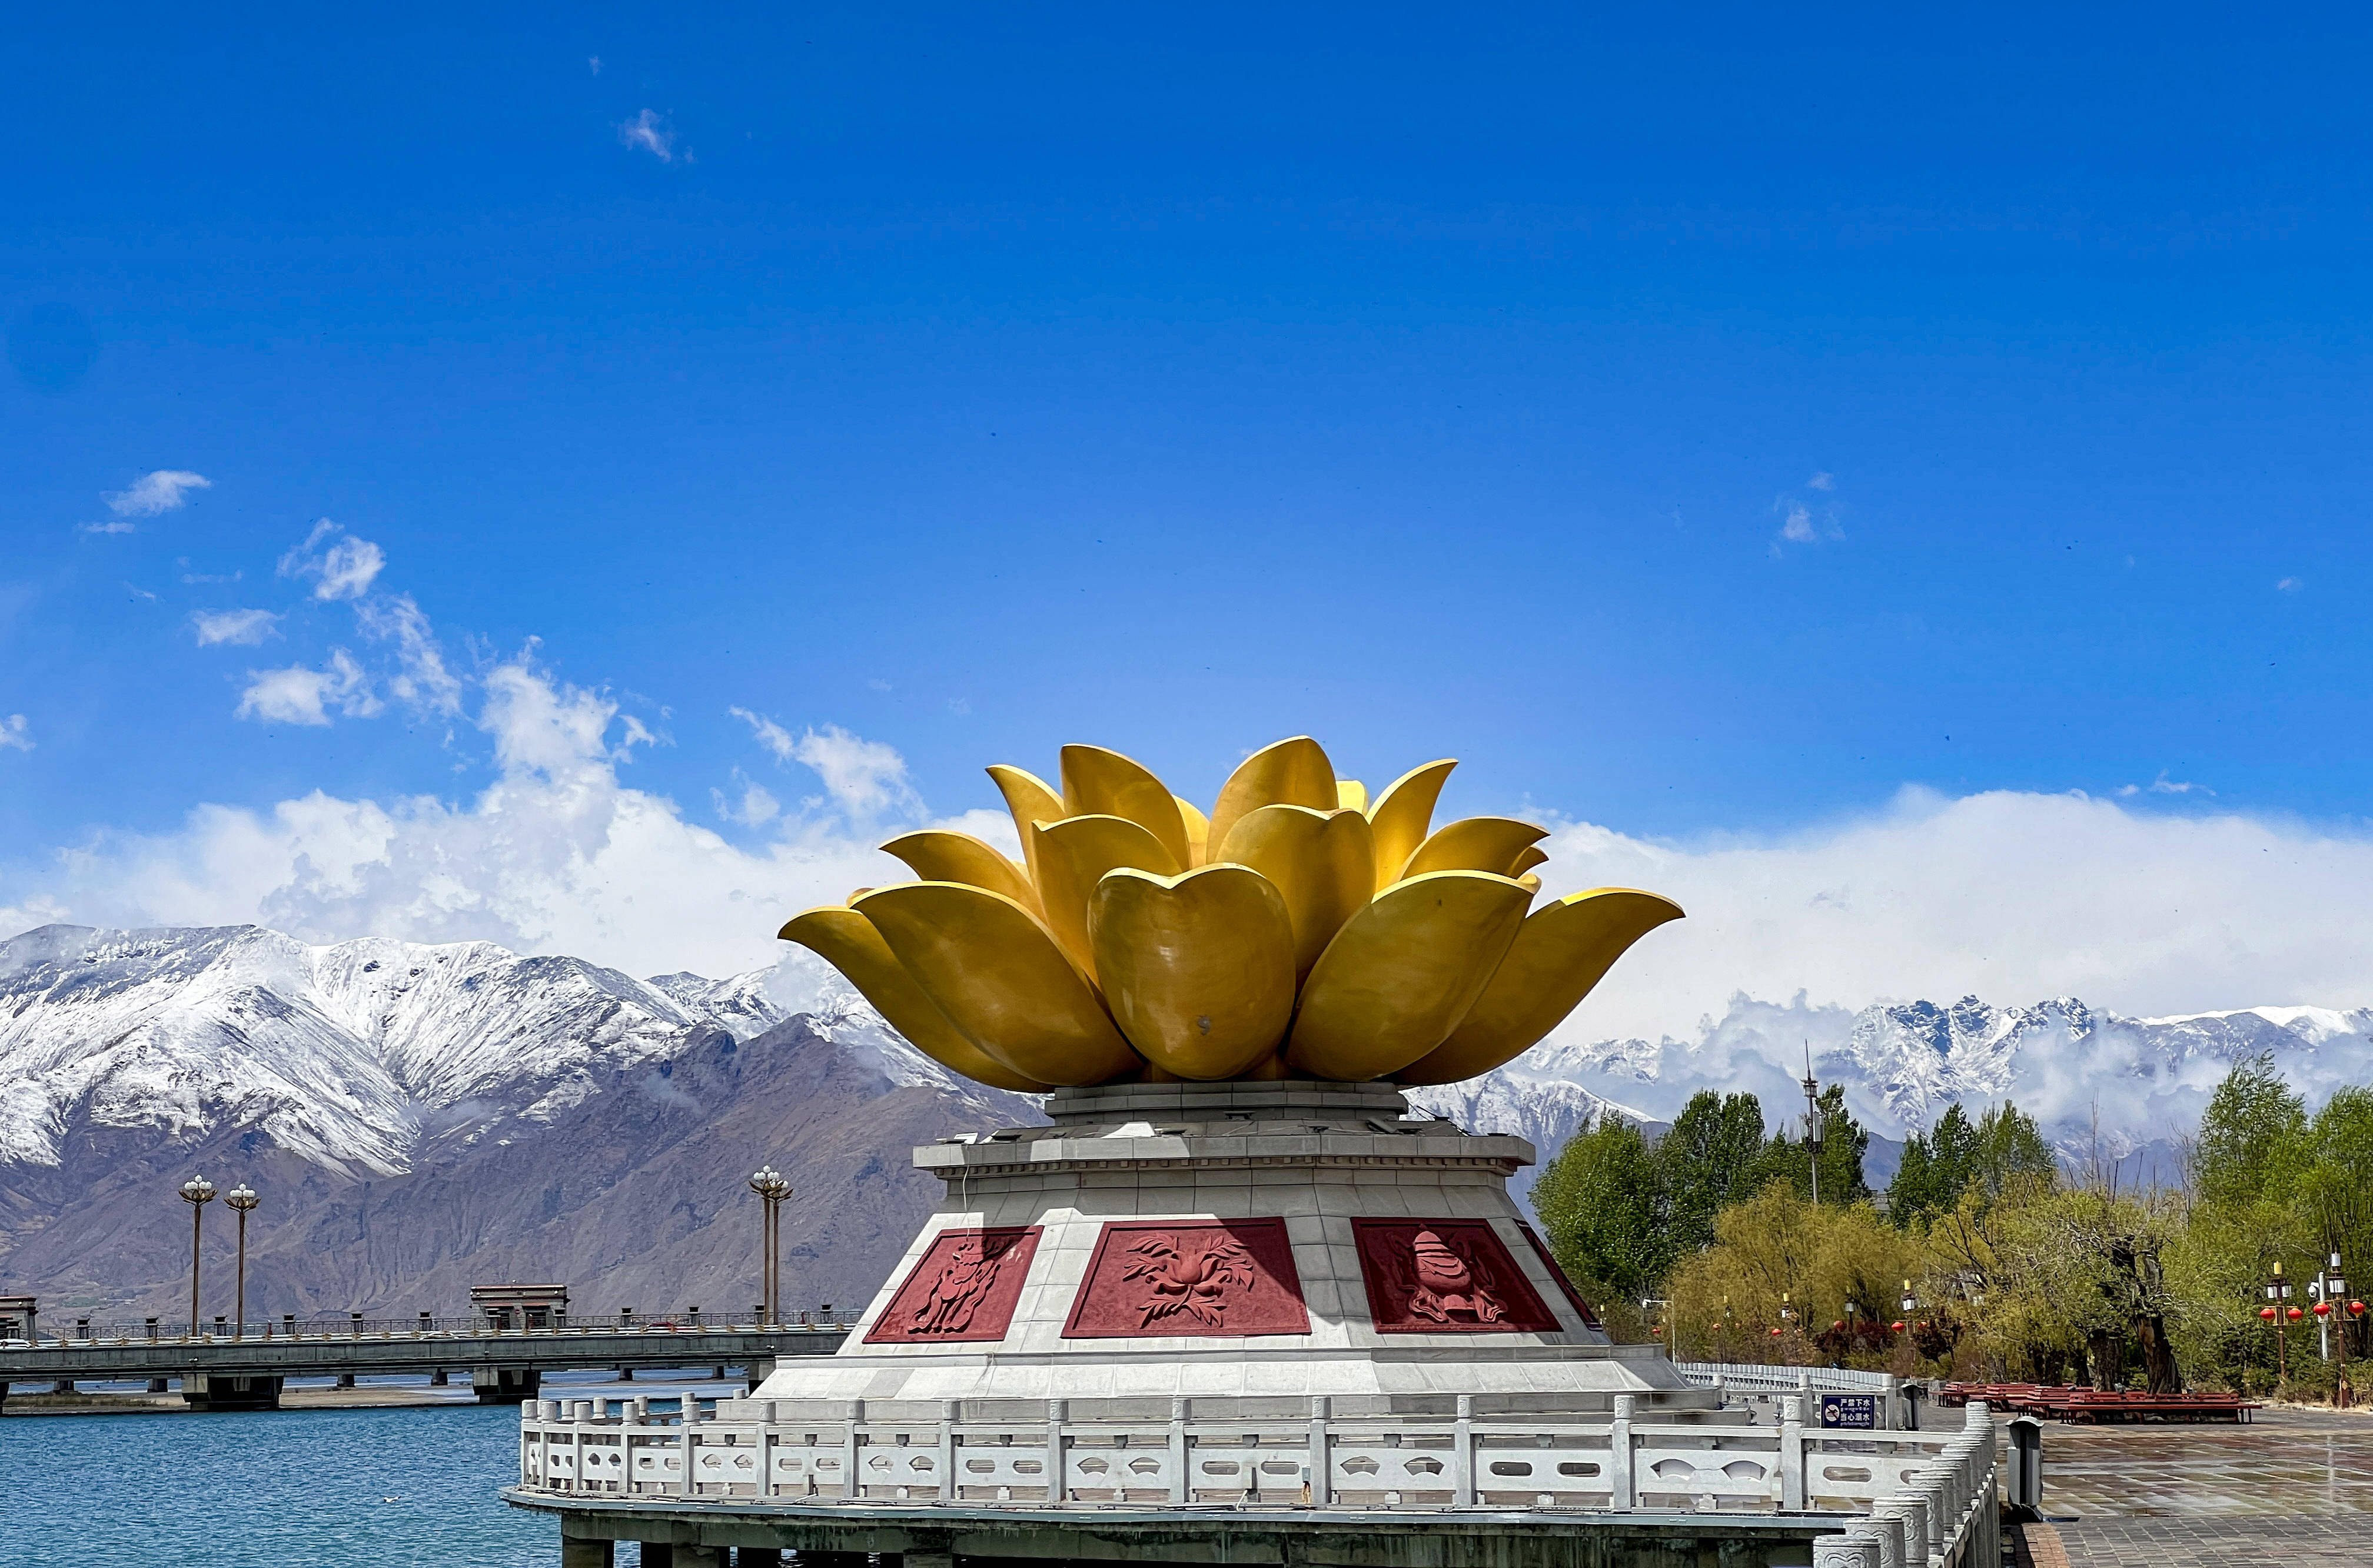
[2013,1407,2373,1566]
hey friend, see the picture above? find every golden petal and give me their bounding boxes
[854,882,1141,1087]
[1365,759,1456,892]
[1211,803,1377,981]
[1032,813,1181,979]
[1395,889,1684,1086]
[777,906,1053,1092]
[1516,872,1543,896]
[1508,844,1550,878]
[1088,865,1297,1079]
[1281,870,1533,1081]
[1174,796,1211,867]
[1335,779,1368,813]
[1397,815,1550,882]
[1205,736,1337,863]
[1058,744,1192,869]
[986,763,1063,893]
[879,830,1038,913]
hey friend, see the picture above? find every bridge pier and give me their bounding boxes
[182,1373,284,1411]
[430,1368,448,1387]
[559,1537,613,1568]
[147,1377,170,1393]
[474,1367,543,1404]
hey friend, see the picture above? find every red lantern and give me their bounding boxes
[2260,1306,2278,1321]
[1651,1326,1664,1337]
[1832,1319,1845,1330]
[2288,1306,2305,1322]
[2352,1301,2368,1317]
[2315,1301,2333,1318]
[1890,1320,1906,1333]
[1769,1327,1783,1337]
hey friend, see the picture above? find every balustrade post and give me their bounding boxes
[938,1399,959,1504]
[842,1398,863,1501]
[1045,1397,1068,1504]
[1307,1395,1332,1506]
[1168,1397,1190,1504]
[1861,1512,1905,1568]
[679,1390,700,1499]
[1780,1391,1806,1510]
[1814,1534,1880,1568]
[1449,1393,1474,1506]
[1609,1393,1635,1510]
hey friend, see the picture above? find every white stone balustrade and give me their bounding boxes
[517,1391,1999,1536]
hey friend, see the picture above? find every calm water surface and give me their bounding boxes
[4,1388,610,1567]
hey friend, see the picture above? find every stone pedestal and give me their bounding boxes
[749,1079,1680,1418]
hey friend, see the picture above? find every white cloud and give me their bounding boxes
[2115,772,2210,798]
[234,650,383,726]
[277,520,386,601]
[78,520,137,536]
[1778,501,1816,543]
[713,770,781,827]
[2277,577,2304,592]
[192,609,282,647]
[355,593,463,716]
[1,660,912,981]
[1526,786,2373,1055]
[103,470,211,517]
[1806,471,1835,491]
[618,109,676,162]
[0,715,30,753]
[730,706,797,763]
[790,723,920,819]
[588,55,601,75]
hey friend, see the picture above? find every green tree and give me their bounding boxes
[2196,1053,2309,1209]
[1970,1101,2058,1195]
[1757,1084,1872,1207]
[1657,1091,1769,1254]
[1536,1112,1670,1303]
[1890,1101,2055,1231]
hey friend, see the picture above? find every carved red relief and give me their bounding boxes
[1061,1218,1311,1338]
[863,1225,1041,1344]
[1517,1218,1603,1328]
[1351,1218,1560,1333]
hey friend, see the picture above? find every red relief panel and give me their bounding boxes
[1517,1218,1603,1329]
[1351,1218,1561,1334]
[1061,1218,1312,1338]
[863,1225,1041,1344]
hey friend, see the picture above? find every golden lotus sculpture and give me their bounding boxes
[779,737,1681,1091]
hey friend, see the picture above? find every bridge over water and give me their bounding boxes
[0,1315,855,1411]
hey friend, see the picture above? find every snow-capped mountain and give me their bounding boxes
[1537,992,2373,1154]
[0,923,1042,1319]
[6,919,2367,1317]
[0,923,800,1178]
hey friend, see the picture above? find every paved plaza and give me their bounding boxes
[2019,1407,2373,1567]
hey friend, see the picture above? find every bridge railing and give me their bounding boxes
[12,1310,862,1347]
[515,1390,2000,1536]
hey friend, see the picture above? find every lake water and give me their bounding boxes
[1,1373,724,1568]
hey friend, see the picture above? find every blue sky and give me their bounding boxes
[5,4,2371,1025]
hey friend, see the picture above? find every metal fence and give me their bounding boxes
[15,1309,862,1346]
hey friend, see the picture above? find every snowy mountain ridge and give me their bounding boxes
[6,922,2368,1188]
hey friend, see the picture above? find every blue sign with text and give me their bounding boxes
[1820,1393,1879,1429]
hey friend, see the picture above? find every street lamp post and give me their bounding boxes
[224,1183,260,1338]
[178,1175,216,1337]
[1800,1044,1824,1207]
[2265,1261,2294,1386]
[747,1166,792,1325]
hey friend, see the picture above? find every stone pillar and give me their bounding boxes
[474,1367,543,1404]
[182,1373,285,1411]
[51,1379,75,1395]
[336,1373,357,1389]
[430,1368,448,1387]
[560,1537,614,1568]
[147,1377,170,1393]
[635,1545,672,1568]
